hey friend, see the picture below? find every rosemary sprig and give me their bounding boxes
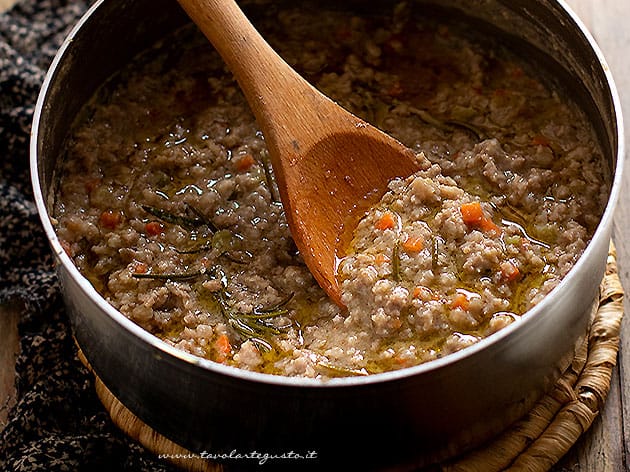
[162,222,250,262]
[207,266,292,352]
[169,228,252,262]
[141,204,203,230]
[141,203,218,232]
[250,292,294,317]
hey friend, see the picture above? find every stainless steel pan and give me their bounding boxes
[30,0,623,469]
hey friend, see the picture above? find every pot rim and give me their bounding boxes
[30,0,625,389]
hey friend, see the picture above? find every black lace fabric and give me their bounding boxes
[0,2,176,470]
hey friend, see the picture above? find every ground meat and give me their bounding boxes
[53,4,609,378]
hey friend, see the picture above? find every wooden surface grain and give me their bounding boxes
[0,0,628,470]
[0,304,19,429]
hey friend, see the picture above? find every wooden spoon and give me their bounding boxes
[177,0,420,306]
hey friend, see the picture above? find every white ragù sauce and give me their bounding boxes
[54,5,609,377]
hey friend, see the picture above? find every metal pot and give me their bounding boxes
[31,0,623,469]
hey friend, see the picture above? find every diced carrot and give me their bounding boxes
[520,237,531,250]
[144,221,164,236]
[451,292,470,311]
[59,240,73,257]
[394,355,409,366]
[235,154,256,172]
[98,210,122,229]
[500,260,521,283]
[215,333,232,362]
[402,236,424,253]
[385,81,404,97]
[479,216,501,235]
[375,254,391,264]
[531,134,550,146]
[133,262,148,274]
[460,202,484,226]
[216,333,231,353]
[375,211,396,230]
[413,286,436,301]
[461,202,501,235]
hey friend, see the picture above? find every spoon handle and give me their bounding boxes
[176,0,342,152]
[175,0,419,305]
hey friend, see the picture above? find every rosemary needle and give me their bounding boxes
[260,149,280,203]
[141,204,203,230]
[132,269,205,281]
[392,240,401,282]
[186,203,219,232]
[431,236,440,274]
[408,106,485,141]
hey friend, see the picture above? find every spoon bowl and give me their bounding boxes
[176,0,420,305]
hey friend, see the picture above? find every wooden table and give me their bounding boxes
[550,2,630,470]
[1,0,629,469]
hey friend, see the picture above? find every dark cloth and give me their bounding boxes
[0,1,176,470]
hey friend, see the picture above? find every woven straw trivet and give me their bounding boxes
[76,241,624,472]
